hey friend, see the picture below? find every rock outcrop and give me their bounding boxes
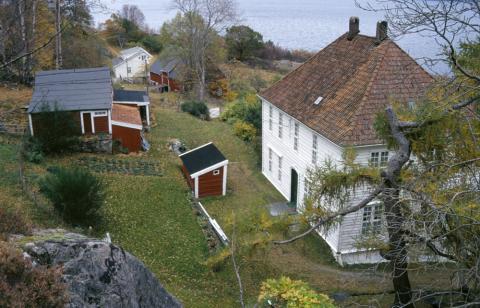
[17,229,182,308]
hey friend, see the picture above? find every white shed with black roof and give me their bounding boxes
[179,142,228,198]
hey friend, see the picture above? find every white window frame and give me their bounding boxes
[127,66,132,74]
[80,110,109,135]
[268,148,273,172]
[93,111,107,117]
[370,151,389,167]
[269,105,273,131]
[361,201,383,235]
[370,152,380,167]
[312,134,318,164]
[293,122,299,151]
[213,169,220,176]
[278,112,283,139]
[277,156,282,182]
[380,151,389,167]
[304,177,310,197]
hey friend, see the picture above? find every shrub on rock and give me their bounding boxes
[0,241,67,308]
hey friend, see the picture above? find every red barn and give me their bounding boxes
[149,58,182,92]
[179,143,228,198]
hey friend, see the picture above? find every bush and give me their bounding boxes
[140,35,163,53]
[225,25,264,61]
[34,103,80,155]
[208,79,229,98]
[0,241,67,307]
[233,120,257,142]
[181,101,210,120]
[39,167,105,226]
[258,40,315,62]
[221,98,262,130]
[0,208,32,240]
[258,276,336,308]
[23,137,44,164]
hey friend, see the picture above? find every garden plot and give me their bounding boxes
[77,157,163,176]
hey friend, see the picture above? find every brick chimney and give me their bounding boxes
[347,16,360,40]
[376,21,388,43]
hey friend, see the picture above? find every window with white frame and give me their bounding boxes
[127,67,132,74]
[278,112,283,138]
[213,169,220,175]
[268,148,273,172]
[278,156,282,181]
[361,202,383,235]
[380,151,389,166]
[312,134,318,164]
[94,111,107,116]
[294,122,299,150]
[269,105,273,131]
[304,177,310,197]
[370,151,389,167]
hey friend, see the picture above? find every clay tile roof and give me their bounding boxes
[112,104,142,126]
[259,33,434,146]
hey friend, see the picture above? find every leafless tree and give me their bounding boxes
[120,4,145,29]
[171,0,238,100]
[55,0,62,69]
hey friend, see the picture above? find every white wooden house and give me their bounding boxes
[113,47,152,81]
[258,18,433,265]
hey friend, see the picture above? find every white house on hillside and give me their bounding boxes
[258,17,433,265]
[113,47,152,80]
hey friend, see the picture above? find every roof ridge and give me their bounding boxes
[36,67,110,76]
[387,39,435,82]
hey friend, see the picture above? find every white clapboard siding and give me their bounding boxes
[261,99,392,263]
[261,99,343,251]
[338,147,390,253]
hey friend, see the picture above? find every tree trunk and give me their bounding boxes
[383,188,413,307]
[18,1,27,81]
[26,0,38,83]
[199,60,206,101]
[55,0,62,69]
[382,107,414,307]
[0,23,5,64]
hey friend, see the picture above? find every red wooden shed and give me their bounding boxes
[179,143,228,198]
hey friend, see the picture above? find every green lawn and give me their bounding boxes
[98,106,289,306]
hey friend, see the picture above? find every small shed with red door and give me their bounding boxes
[179,142,228,198]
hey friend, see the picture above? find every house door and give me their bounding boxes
[290,169,298,206]
[83,113,92,135]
